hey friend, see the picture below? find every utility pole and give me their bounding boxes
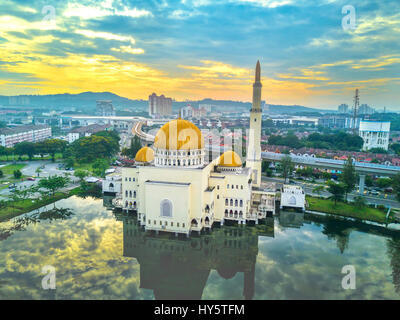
[352,89,359,134]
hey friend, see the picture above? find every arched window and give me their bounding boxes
[235,200,238,207]
[225,199,228,205]
[125,190,128,197]
[230,199,233,206]
[288,196,297,206]
[160,199,173,218]
[240,200,243,207]
[109,183,114,189]
[134,191,136,198]
[129,191,132,198]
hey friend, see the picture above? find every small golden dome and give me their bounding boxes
[135,146,154,163]
[154,119,204,150]
[219,151,242,167]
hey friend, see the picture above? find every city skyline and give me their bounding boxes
[0,0,399,109]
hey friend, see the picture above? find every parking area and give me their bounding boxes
[0,161,78,198]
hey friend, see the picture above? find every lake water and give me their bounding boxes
[0,196,399,300]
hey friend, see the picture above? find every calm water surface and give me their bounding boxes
[0,196,399,300]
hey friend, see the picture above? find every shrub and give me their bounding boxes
[13,169,22,179]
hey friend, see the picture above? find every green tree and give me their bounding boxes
[392,173,400,202]
[122,136,142,158]
[92,158,109,178]
[280,155,293,183]
[353,196,367,208]
[313,185,325,196]
[47,139,67,161]
[365,175,374,187]
[0,169,3,178]
[13,169,22,179]
[262,160,271,173]
[14,142,36,160]
[38,176,70,196]
[0,146,6,159]
[72,135,117,162]
[341,157,357,201]
[9,187,23,207]
[74,169,89,182]
[376,177,392,189]
[327,181,346,206]
[64,157,75,169]
[35,167,42,177]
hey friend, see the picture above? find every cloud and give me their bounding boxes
[64,1,152,19]
[0,0,399,108]
[111,46,145,54]
[75,29,136,45]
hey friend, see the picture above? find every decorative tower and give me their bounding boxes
[246,61,262,187]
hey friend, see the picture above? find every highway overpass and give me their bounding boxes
[261,151,400,194]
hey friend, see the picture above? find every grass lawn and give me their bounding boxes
[0,163,26,175]
[73,162,94,172]
[0,187,81,222]
[306,196,391,224]
[0,153,63,162]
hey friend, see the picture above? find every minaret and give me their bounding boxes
[246,61,262,187]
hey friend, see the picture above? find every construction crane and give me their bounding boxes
[352,89,360,134]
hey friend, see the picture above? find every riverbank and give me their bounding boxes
[306,195,393,224]
[0,187,80,222]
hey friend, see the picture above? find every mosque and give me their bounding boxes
[121,61,276,236]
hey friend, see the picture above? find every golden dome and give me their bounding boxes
[219,151,242,167]
[135,146,154,162]
[154,119,204,150]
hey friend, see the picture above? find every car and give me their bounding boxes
[27,177,35,181]
[8,184,16,189]
[370,190,380,196]
[385,187,393,193]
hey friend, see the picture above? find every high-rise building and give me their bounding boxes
[358,104,375,115]
[338,104,349,114]
[359,121,391,151]
[148,93,173,117]
[96,100,115,116]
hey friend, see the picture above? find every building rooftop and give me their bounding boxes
[69,123,112,134]
[0,124,50,135]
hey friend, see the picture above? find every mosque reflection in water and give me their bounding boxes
[117,214,275,300]
[116,209,400,299]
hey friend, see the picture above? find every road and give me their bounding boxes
[0,161,79,198]
[262,176,400,208]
